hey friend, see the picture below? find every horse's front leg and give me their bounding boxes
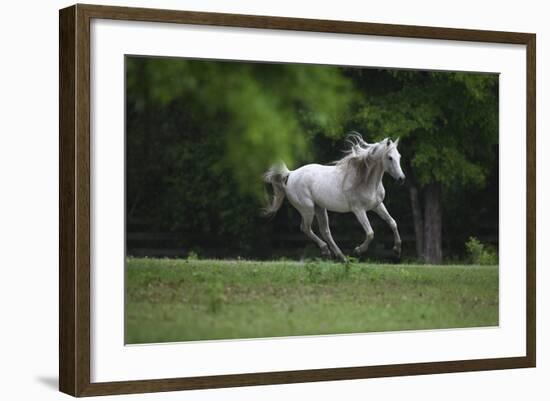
[373,202,402,257]
[352,209,374,255]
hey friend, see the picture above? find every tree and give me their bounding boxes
[348,69,499,263]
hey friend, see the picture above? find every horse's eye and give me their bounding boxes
[388,156,393,161]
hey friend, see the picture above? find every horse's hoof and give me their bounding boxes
[337,254,347,263]
[353,246,362,255]
[392,249,401,263]
[393,245,402,256]
[321,250,332,259]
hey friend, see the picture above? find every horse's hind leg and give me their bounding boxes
[298,209,331,258]
[314,205,346,262]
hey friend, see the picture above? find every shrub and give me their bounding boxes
[465,237,498,265]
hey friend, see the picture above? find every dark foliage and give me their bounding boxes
[126,56,498,262]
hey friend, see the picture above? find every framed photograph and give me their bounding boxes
[59,4,536,397]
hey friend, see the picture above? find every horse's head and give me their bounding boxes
[382,138,406,185]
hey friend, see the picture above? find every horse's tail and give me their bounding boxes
[262,162,290,217]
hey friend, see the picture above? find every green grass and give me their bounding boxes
[125,258,498,344]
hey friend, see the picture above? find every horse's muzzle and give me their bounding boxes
[397,176,406,185]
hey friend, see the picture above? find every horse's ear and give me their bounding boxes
[386,138,392,147]
[394,137,400,147]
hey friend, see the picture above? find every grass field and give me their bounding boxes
[125,258,498,344]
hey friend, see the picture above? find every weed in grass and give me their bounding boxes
[304,259,323,283]
[206,280,226,313]
[186,250,199,262]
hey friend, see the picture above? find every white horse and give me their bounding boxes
[263,134,405,262]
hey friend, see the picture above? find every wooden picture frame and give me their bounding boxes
[59,3,536,397]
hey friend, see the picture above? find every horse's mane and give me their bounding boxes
[334,132,396,188]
